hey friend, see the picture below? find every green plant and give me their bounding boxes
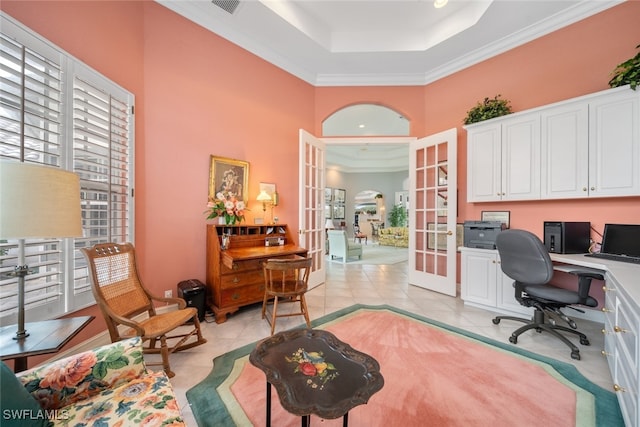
[463,95,513,125]
[388,204,407,227]
[609,44,640,90]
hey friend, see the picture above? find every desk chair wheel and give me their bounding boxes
[509,335,518,344]
[492,318,500,325]
[571,351,581,360]
[580,337,590,346]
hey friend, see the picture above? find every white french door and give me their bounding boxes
[298,129,326,288]
[409,128,458,296]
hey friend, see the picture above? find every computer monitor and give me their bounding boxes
[601,224,640,258]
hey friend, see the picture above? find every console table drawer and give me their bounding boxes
[221,258,264,273]
[220,270,264,289]
[219,284,265,306]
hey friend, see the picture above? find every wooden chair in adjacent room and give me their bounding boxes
[81,242,207,377]
[261,257,312,335]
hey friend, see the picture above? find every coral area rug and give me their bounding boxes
[186,305,622,427]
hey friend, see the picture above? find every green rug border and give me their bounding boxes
[186,304,623,427]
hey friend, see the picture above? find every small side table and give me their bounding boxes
[0,316,94,372]
[250,328,383,427]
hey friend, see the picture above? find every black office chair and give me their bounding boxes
[492,229,603,360]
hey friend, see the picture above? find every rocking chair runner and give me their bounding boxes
[81,243,206,377]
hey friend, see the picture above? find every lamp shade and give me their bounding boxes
[0,161,83,239]
[325,219,335,229]
[257,190,272,202]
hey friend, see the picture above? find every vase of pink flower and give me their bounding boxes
[205,191,248,225]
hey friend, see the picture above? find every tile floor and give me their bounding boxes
[158,259,613,426]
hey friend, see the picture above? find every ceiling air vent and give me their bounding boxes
[212,0,240,15]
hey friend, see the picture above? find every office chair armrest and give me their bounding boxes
[568,270,604,303]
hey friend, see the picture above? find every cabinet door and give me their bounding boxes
[461,250,497,307]
[589,88,640,197]
[467,124,502,202]
[540,102,589,199]
[501,114,541,200]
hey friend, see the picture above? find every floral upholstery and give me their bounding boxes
[378,227,409,247]
[15,337,184,426]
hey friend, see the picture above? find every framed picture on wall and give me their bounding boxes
[209,155,249,202]
[334,188,346,203]
[325,187,333,203]
[481,211,510,228]
[333,205,345,220]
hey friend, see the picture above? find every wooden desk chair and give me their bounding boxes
[81,243,206,377]
[261,257,312,335]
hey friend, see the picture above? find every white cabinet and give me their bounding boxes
[602,274,639,427]
[467,113,540,202]
[540,101,589,199]
[468,85,640,202]
[461,248,533,317]
[589,88,640,197]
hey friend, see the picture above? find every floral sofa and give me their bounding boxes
[378,227,409,247]
[0,337,184,427]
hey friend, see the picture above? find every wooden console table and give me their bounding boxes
[0,316,94,372]
[206,224,307,323]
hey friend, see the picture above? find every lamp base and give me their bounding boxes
[13,331,29,340]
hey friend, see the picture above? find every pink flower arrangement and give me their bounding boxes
[206,191,248,225]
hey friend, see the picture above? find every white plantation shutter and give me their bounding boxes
[0,13,134,323]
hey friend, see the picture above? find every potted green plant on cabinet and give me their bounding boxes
[463,95,513,125]
[609,44,640,90]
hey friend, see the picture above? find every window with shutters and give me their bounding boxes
[0,13,135,325]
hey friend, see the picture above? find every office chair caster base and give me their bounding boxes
[509,335,518,344]
[492,318,501,325]
[580,337,590,346]
[571,351,581,360]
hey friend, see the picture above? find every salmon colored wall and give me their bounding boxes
[315,1,640,242]
[1,0,314,367]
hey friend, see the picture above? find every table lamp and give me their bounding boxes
[325,219,335,229]
[0,161,83,340]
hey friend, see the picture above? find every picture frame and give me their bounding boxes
[325,187,333,203]
[334,188,346,203]
[333,204,345,220]
[209,155,249,202]
[481,210,510,228]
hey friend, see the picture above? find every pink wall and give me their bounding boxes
[1,1,639,356]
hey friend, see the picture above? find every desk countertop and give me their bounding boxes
[550,253,640,303]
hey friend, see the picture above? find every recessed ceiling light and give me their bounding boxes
[358,124,365,128]
[434,0,448,8]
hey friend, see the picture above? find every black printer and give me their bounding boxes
[463,221,506,249]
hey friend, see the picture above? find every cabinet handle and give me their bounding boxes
[233,277,239,284]
[590,187,595,191]
[613,384,626,393]
[497,192,501,196]
[232,264,239,270]
[582,187,587,191]
[601,350,611,357]
[601,328,609,335]
[601,307,612,313]
[602,286,615,292]
[232,293,240,300]
[614,326,628,333]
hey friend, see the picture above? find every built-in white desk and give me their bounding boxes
[550,253,639,427]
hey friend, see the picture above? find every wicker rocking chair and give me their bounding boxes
[81,242,206,377]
